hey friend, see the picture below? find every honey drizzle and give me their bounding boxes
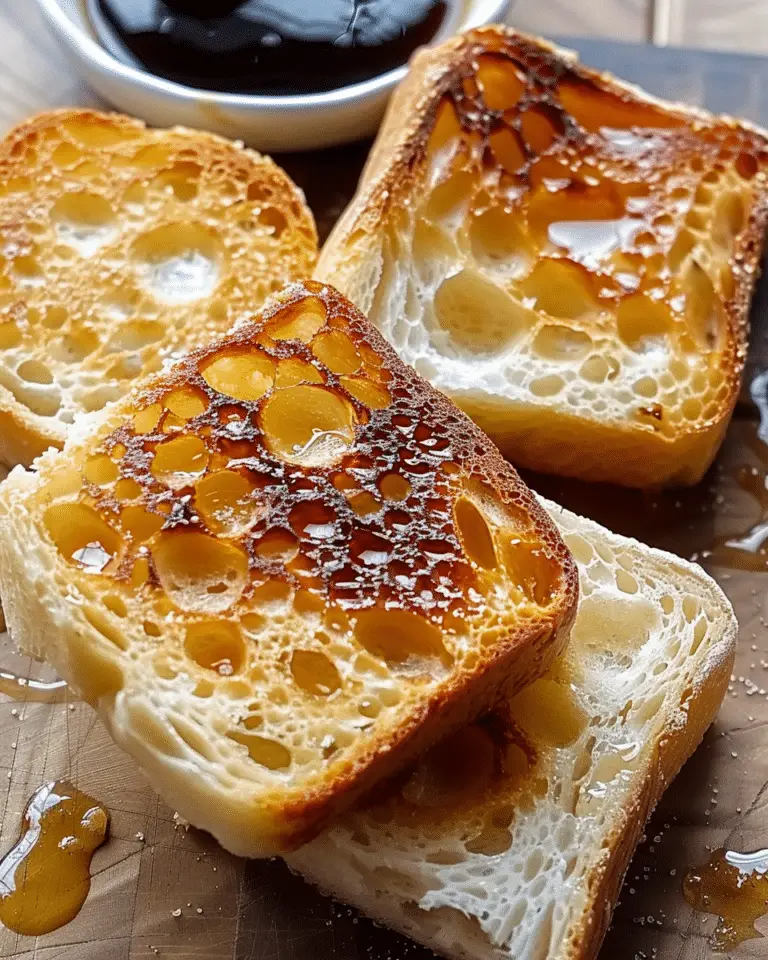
[0,780,108,936]
[683,847,768,949]
[708,371,768,570]
[0,669,68,704]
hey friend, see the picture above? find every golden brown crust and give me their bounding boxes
[318,26,768,488]
[0,108,317,467]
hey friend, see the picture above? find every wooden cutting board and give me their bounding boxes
[2,5,768,959]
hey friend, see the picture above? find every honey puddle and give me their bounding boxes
[683,847,768,950]
[0,668,68,704]
[708,370,768,570]
[0,780,108,935]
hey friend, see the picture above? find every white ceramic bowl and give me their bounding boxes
[36,0,510,152]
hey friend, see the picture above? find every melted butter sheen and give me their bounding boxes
[89,0,448,94]
[683,848,768,949]
[0,781,108,936]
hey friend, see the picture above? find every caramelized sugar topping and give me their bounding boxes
[38,281,567,776]
[416,31,768,436]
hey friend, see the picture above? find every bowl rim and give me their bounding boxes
[37,0,509,111]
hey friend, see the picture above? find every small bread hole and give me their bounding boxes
[455,498,497,569]
[152,530,248,613]
[17,359,53,384]
[260,385,356,466]
[109,320,164,351]
[632,377,658,398]
[519,260,599,319]
[133,222,221,304]
[195,469,257,535]
[151,161,202,201]
[150,435,209,482]
[379,473,411,502]
[426,97,461,156]
[201,349,275,402]
[580,354,619,383]
[275,357,324,387]
[290,649,342,696]
[255,528,299,562]
[267,297,326,343]
[558,75,683,132]
[713,192,746,249]
[735,152,758,180]
[104,595,128,618]
[312,329,361,374]
[163,388,208,420]
[510,678,586,747]
[51,142,83,166]
[530,374,565,397]
[489,126,526,174]
[353,609,452,668]
[435,269,533,354]
[476,55,526,110]
[0,320,22,350]
[532,325,592,362]
[258,206,286,237]
[503,538,558,605]
[53,329,100,363]
[691,617,708,653]
[185,621,246,675]
[120,505,165,542]
[616,569,639,594]
[83,454,119,486]
[683,261,722,350]
[52,191,116,254]
[227,731,291,770]
[133,404,163,434]
[521,104,563,153]
[340,376,391,410]
[470,207,530,278]
[44,503,120,573]
[347,491,381,517]
[616,294,673,352]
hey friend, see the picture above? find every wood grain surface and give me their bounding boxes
[0,3,768,960]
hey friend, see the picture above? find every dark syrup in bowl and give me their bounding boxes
[86,0,451,95]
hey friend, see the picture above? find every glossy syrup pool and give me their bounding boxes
[0,780,108,936]
[683,848,768,949]
[707,370,768,571]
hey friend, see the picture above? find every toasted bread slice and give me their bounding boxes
[0,109,317,467]
[0,280,577,857]
[318,27,768,488]
[289,496,737,960]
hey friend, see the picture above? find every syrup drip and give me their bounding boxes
[0,780,108,936]
[708,370,768,571]
[683,847,768,949]
[0,669,68,704]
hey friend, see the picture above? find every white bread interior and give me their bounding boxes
[318,27,768,487]
[288,496,737,960]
